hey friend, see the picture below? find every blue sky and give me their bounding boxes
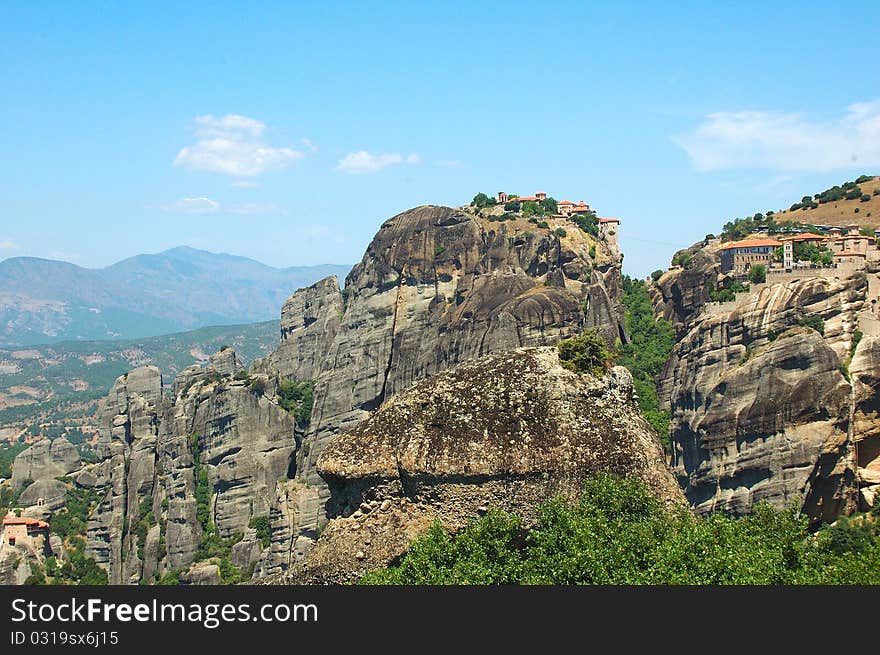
[2,1,879,278]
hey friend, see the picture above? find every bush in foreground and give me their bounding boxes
[360,474,880,585]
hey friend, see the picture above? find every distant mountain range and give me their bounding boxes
[0,246,350,347]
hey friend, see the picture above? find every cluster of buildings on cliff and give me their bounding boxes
[718,223,879,275]
[494,190,621,250]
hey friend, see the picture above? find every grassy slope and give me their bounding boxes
[772,176,880,227]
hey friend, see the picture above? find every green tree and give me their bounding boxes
[650,270,664,282]
[277,379,315,427]
[249,515,271,549]
[617,277,675,445]
[748,265,767,284]
[471,193,494,209]
[792,242,833,266]
[360,474,880,585]
[671,251,692,268]
[557,330,614,377]
[799,315,825,335]
[572,212,599,237]
[846,187,863,200]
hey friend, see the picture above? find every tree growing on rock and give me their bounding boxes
[557,330,615,377]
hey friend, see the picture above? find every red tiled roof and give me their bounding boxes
[836,251,866,257]
[558,200,574,206]
[517,196,538,202]
[719,238,783,251]
[599,217,620,224]
[570,206,593,212]
[3,517,49,527]
[780,232,826,242]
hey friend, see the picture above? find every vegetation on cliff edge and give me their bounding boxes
[617,276,675,447]
[361,474,880,585]
[557,331,615,377]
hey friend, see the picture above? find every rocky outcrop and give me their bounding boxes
[267,347,682,583]
[85,365,165,583]
[208,347,244,377]
[661,271,870,522]
[271,276,343,381]
[259,205,626,572]
[176,376,295,538]
[848,335,880,511]
[652,243,721,334]
[11,437,80,489]
[18,479,67,512]
[70,347,296,584]
[181,563,221,585]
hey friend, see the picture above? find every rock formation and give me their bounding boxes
[270,276,343,381]
[267,347,682,584]
[8,203,627,583]
[11,437,80,489]
[651,241,722,334]
[659,267,880,523]
[16,347,299,584]
[258,204,626,573]
[847,334,880,510]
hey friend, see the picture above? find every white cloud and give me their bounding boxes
[0,239,20,251]
[174,114,304,177]
[228,203,278,215]
[674,101,880,172]
[336,150,420,174]
[232,180,258,188]
[162,197,221,214]
[301,138,319,153]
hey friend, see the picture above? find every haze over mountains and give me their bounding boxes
[0,246,350,347]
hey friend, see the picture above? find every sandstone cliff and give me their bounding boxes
[257,205,626,573]
[659,267,880,523]
[651,240,722,334]
[270,276,343,381]
[266,347,683,584]
[20,346,299,584]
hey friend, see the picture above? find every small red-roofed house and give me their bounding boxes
[2,513,51,554]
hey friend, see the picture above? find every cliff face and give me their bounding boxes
[659,269,880,522]
[651,242,721,334]
[11,437,80,490]
[61,348,296,584]
[270,276,343,381]
[258,205,625,573]
[265,347,682,584]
